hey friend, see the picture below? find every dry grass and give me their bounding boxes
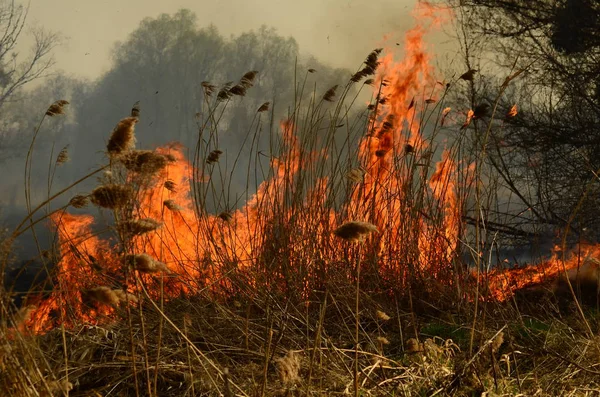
[2,47,600,397]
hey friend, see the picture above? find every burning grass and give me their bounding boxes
[2,3,600,395]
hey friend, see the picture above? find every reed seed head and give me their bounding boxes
[323,85,338,102]
[333,221,378,242]
[275,350,300,387]
[90,184,133,209]
[118,218,162,236]
[124,253,170,274]
[163,199,182,211]
[107,117,138,156]
[119,150,168,176]
[56,145,69,165]
[164,180,177,192]
[46,100,69,116]
[69,194,89,209]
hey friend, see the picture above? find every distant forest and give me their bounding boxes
[0,9,351,210]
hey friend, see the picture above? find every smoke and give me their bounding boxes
[24,0,438,79]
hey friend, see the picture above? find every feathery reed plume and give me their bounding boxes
[69,194,89,209]
[376,310,391,321]
[491,331,504,354]
[257,102,270,112]
[90,184,133,209]
[240,70,258,88]
[461,109,475,130]
[364,78,374,85]
[377,336,390,346]
[441,107,451,126]
[46,100,69,116]
[118,218,162,236]
[107,117,138,156]
[131,101,140,118]
[163,199,182,211]
[124,253,170,274]
[459,69,477,81]
[378,115,395,136]
[218,211,232,221]
[360,48,383,76]
[164,180,177,192]
[333,221,378,242]
[350,70,367,83]
[506,104,518,118]
[275,350,300,387]
[228,84,247,97]
[56,145,69,165]
[217,82,234,101]
[119,150,168,176]
[201,81,216,96]
[206,149,223,164]
[346,168,365,183]
[86,286,133,307]
[323,85,338,102]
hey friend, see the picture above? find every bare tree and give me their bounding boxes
[0,1,59,109]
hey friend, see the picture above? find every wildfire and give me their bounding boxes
[20,2,590,333]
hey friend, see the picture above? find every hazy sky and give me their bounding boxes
[26,0,440,80]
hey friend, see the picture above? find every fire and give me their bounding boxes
[20,2,589,333]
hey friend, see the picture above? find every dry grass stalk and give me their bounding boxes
[90,184,133,209]
[163,199,182,211]
[323,85,339,102]
[46,100,69,116]
[275,350,301,387]
[257,102,270,112]
[206,149,223,164]
[124,253,170,274]
[119,150,168,176]
[118,218,162,236]
[56,145,69,165]
[333,221,378,242]
[86,286,136,307]
[107,117,138,156]
[69,195,89,209]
